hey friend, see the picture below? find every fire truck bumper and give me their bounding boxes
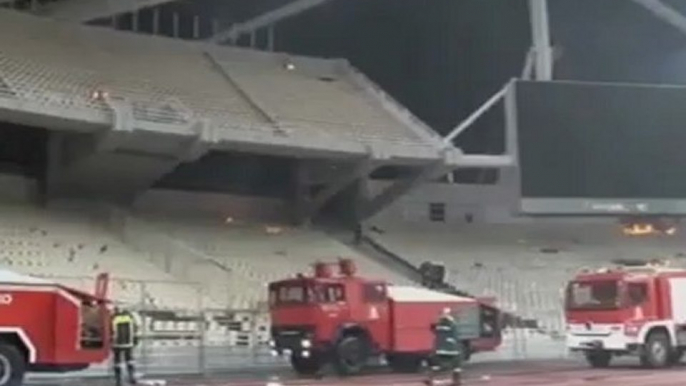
[566,332,639,353]
[271,326,320,357]
[270,338,325,358]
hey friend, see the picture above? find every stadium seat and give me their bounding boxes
[149,217,411,310]
[0,11,436,150]
[371,221,686,335]
[0,204,220,311]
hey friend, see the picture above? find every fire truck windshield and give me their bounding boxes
[566,280,620,310]
[269,282,345,306]
[270,284,309,305]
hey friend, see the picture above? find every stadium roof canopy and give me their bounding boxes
[0,10,511,218]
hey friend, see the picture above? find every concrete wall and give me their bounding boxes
[133,189,289,222]
[369,170,521,227]
[0,173,36,203]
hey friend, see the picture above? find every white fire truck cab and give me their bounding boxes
[565,265,686,368]
[0,270,111,386]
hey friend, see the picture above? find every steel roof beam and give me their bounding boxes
[40,0,175,23]
[209,0,334,44]
[631,0,686,36]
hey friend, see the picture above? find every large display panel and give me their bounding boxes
[516,80,686,215]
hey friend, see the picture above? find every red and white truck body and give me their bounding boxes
[384,286,500,355]
[269,260,501,375]
[565,265,686,368]
[0,270,110,385]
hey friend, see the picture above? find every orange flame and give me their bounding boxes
[622,223,676,236]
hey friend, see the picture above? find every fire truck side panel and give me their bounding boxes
[0,287,57,364]
[389,300,449,353]
[337,280,391,352]
[667,277,686,323]
[363,299,390,353]
[53,293,107,365]
[388,299,477,353]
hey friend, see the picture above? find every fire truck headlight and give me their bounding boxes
[301,339,311,348]
[269,340,276,348]
[270,350,279,357]
[624,324,640,337]
[302,350,310,358]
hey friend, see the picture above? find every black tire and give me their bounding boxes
[290,354,321,376]
[585,351,612,368]
[387,354,422,373]
[670,348,685,365]
[0,343,26,386]
[641,331,672,368]
[334,336,369,376]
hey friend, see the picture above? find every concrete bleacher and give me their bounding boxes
[149,217,411,310]
[0,10,440,151]
[0,202,410,347]
[371,221,686,334]
[0,204,219,310]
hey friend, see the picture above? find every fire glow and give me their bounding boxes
[622,223,677,237]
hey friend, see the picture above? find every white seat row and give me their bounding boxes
[373,222,686,334]
[150,218,411,310]
[0,204,219,310]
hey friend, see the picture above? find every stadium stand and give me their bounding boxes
[147,216,412,308]
[0,10,462,221]
[369,221,686,334]
[0,203,219,310]
[0,11,442,145]
[0,9,520,360]
[0,200,411,347]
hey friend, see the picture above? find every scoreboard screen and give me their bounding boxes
[515,80,686,215]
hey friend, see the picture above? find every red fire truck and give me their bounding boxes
[0,270,111,386]
[268,260,501,375]
[565,264,686,368]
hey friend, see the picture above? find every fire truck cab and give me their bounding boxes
[0,270,111,386]
[565,264,686,368]
[269,260,501,375]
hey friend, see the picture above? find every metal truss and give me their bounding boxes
[39,0,175,23]
[209,0,334,44]
[631,0,686,36]
[528,0,553,81]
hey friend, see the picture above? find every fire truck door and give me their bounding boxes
[361,283,389,350]
[627,281,652,319]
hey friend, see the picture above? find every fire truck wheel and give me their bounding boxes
[641,331,672,368]
[290,355,321,375]
[0,343,25,386]
[584,351,612,368]
[334,336,369,376]
[669,348,685,364]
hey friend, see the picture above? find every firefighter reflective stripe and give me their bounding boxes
[112,314,135,348]
[434,315,460,357]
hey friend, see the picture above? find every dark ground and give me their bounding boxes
[28,359,686,386]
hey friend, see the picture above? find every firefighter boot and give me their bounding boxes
[451,368,462,386]
[114,363,124,386]
[126,361,137,385]
[424,365,440,386]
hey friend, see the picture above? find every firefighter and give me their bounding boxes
[427,308,463,386]
[111,307,138,386]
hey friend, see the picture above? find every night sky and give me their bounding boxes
[98,0,686,154]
